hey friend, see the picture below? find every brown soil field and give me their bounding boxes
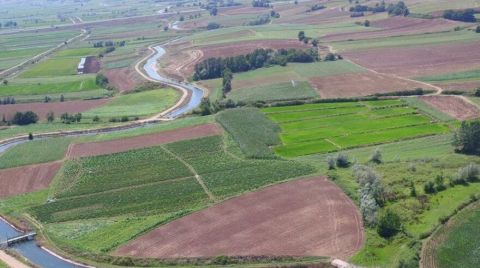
[277,6,351,25]
[170,40,310,77]
[84,56,100,73]
[419,95,480,120]
[0,162,61,198]
[343,42,480,77]
[309,71,432,98]
[104,67,142,92]
[0,99,109,121]
[322,17,462,42]
[67,123,222,158]
[115,177,364,259]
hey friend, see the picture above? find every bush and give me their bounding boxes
[207,22,220,30]
[335,153,350,168]
[476,26,480,33]
[456,163,480,182]
[327,156,336,170]
[95,73,109,87]
[424,181,436,194]
[370,148,382,164]
[475,88,480,97]
[12,111,39,125]
[377,209,402,238]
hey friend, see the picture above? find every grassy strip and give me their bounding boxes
[216,108,281,158]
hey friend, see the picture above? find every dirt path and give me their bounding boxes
[0,250,30,268]
[160,145,217,202]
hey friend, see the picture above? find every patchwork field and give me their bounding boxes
[116,177,364,259]
[263,99,449,157]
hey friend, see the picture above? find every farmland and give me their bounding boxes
[263,99,449,157]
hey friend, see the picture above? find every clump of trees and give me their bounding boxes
[12,111,39,125]
[193,48,318,80]
[377,209,402,238]
[95,73,109,87]
[0,97,16,105]
[307,4,326,12]
[207,22,221,30]
[453,120,480,155]
[252,0,270,8]
[248,14,271,26]
[353,164,385,227]
[0,21,18,28]
[60,113,82,124]
[387,1,409,16]
[443,9,477,22]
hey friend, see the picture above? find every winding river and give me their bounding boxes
[0,44,204,267]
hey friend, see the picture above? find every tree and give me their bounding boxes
[92,115,100,122]
[2,80,8,86]
[377,209,402,238]
[327,156,336,170]
[60,94,65,102]
[28,133,34,140]
[476,26,480,33]
[311,39,319,47]
[424,181,436,194]
[475,88,480,97]
[324,53,336,61]
[222,68,233,95]
[179,16,185,21]
[387,1,409,16]
[298,31,305,41]
[453,121,480,155]
[47,111,55,123]
[335,153,350,168]
[210,7,218,16]
[443,9,476,22]
[409,181,417,197]
[364,20,370,27]
[95,73,109,87]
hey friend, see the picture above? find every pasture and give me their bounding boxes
[263,99,449,157]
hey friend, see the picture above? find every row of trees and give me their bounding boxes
[0,97,16,105]
[193,48,319,80]
[0,21,18,28]
[252,0,270,8]
[307,4,325,13]
[297,31,320,47]
[443,9,477,22]
[248,14,271,26]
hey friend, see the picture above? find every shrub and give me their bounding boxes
[335,153,350,168]
[95,73,109,87]
[370,148,382,164]
[476,26,480,33]
[206,22,220,30]
[377,209,402,238]
[409,181,417,197]
[456,163,480,182]
[28,133,33,140]
[435,174,446,192]
[327,156,336,170]
[424,181,436,194]
[475,88,480,97]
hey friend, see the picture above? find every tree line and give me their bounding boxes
[443,9,477,22]
[193,48,319,80]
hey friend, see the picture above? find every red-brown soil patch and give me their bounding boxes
[0,162,61,198]
[419,95,480,120]
[104,67,142,92]
[220,6,269,15]
[323,17,463,42]
[343,42,480,77]
[83,56,100,73]
[0,99,109,121]
[67,123,223,158]
[309,71,433,98]
[115,177,364,259]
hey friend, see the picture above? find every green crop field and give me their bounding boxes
[416,69,480,84]
[83,88,180,120]
[0,137,73,169]
[434,201,480,268]
[263,99,449,157]
[0,75,101,96]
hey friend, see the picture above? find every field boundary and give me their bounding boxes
[160,145,217,202]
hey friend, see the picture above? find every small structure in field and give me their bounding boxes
[77,57,86,74]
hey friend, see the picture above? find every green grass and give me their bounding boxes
[416,69,480,83]
[19,57,81,78]
[435,202,480,268]
[83,89,180,120]
[0,75,101,96]
[0,137,73,169]
[228,81,318,102]
[264,100,450,157]
[216,108,281,158]
[31,135,314,224]
[55,48,102,57]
